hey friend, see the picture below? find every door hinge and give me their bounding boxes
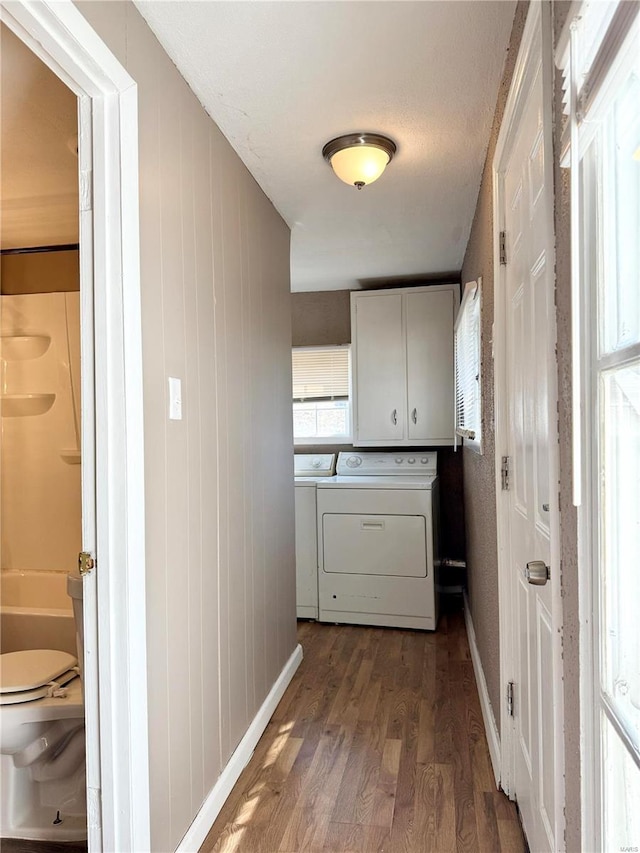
[501,455,510,491]
[78,551,95,576]
[507,681,514,717]
[499,230,507,265]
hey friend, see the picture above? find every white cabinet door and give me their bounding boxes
[406,289,455,442]
[353,293,405,443]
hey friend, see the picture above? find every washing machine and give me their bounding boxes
[316,451,439,630]
[294,453,336,618]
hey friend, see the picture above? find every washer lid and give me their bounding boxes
[0,650,78,694]
[294,453,336,477]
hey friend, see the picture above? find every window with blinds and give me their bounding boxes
[454,279,482,452]
[292,346,351,442]
[292,346,349,401]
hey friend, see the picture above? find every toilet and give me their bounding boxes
[0,574,86,841]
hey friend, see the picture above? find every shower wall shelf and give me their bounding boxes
[1,393,56,417]
[0,335,51,360]
[60,450,81,465]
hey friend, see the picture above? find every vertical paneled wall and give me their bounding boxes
[77,4,297,849]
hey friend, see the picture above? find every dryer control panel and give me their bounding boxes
[336,451,437,476]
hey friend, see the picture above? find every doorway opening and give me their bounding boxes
[0,21,86,842]
[0,2,150,849]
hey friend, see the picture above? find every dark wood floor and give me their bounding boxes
[201,600,527,852]
[0,842,86,852]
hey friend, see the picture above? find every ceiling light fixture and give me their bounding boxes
[322,133,397,190]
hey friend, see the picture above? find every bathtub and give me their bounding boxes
[0,570,76,655]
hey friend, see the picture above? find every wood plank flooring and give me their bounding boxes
[200,601,527,852]
[0,841,86,852]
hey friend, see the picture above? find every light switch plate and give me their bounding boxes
[168,377,182,420]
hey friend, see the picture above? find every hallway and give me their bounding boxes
[201,603,527,852]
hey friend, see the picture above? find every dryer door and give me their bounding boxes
[322,513,427,577]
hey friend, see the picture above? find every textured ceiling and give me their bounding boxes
[2,5,516,283]
[135,0,516,292]
[0,24,78,250]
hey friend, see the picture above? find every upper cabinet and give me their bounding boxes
[351,284,459,446]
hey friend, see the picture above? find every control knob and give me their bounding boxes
[346,456,362,468]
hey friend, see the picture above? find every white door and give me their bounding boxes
[353,293,405,443]
[406,289,455,442]
[495,4,561,852]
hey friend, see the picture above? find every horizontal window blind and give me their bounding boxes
[292,346,349,401]
[454,280,481,446]
[556,0,639,163]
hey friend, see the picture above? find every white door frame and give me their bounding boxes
[492,0,565,845]
[0,2,150,850]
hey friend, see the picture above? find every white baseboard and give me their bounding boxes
[463,593,501,787]
[177,643,304,852]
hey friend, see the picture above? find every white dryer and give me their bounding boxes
[316,451,439,630]
[294,454,336,618]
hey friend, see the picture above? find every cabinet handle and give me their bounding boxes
[391,408,398,425]
[412,408,417,424]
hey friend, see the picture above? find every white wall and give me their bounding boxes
[1,292,81,573]
[76,3,297,849]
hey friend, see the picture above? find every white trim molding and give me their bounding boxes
[0,2,149,850]
[176,645,304,853]
[463,594,501,787]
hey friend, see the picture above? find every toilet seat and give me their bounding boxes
[0,650,79,706]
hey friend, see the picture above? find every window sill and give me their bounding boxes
[459,435,483,455]
[294,436,353,446]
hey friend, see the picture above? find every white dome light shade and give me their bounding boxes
[322,133,396,189]
[330,145,390,187]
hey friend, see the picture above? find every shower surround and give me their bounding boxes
[1,292,81,614]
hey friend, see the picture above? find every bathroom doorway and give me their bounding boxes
[1,20,87,844]
[0,2,150,850]
[0,26,82,629]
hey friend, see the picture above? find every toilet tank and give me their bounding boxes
[66,574,84,677]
